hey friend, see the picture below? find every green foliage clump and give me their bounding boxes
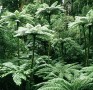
[0,62,31,86]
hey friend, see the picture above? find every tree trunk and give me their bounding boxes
[48,42,51,58]
[48,13,51,27]
[47,13,51,59]
[31,35,36,68]
[82,25,88,66]
[61,42,64,59]
[18,0,25,11]
[17,21,20,59]
[71,0,74,16]
[88,25,91,65]
[79,25,82,45]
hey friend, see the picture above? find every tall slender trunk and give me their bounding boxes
[48,13,51,26]
[17,21,20,60]
[88,25,91,65]
[71,0,73,15]
[49,0,51,6]
[31,35,36,68]
[61,42,64,59]
[47,13,51,58]
[43,41,47,55]
[19,0,25,11]
[79,26,82,45]
[77,3,80,15]
[82,25,88,66]
[48,42,51,57]
[30,35,36,90]
[92,26,93,60]
[61,0,63,5]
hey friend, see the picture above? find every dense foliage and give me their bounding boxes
[0,0,93,90]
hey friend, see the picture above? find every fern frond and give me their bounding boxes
[0,62,31,86]
[37,78,71,90]
[36,1,65,16]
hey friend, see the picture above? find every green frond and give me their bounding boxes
[0,62,31,86]
[14,23,54,41]
[51,1,58,7]
[37,76,93,90]
[68,16,88,29]
[2,62,18,70]
[38,87,62,90]
[86,9,93,22]
[34,61,81,81]
[36,1,65,16]
[34,63,53,79]
[13,73,26,86]
[52,63,81,81]
[14,27,28,37]
[72,75,93,90]
[37,78,71,90]
[81,65,93,78]
[35,55,52,64]
[0,10,33,26]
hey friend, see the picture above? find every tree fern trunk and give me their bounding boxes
[48,13,51,26]
[43,41,47,55]
[82,25,88,66]
[88,25,91,65]
[71,0,74,16]
[48,42,51,58]
[79,25,82,45]
[47,13,51,59]
[17,21,20,60]
[61,42,64,59]
[31,35,36,68]
[18,0,25,11]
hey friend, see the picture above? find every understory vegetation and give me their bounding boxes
[0,0,93,90]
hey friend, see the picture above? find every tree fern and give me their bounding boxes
[36,1,65,16]
[36,1,65,25]
[36,78,71,90]
[36,63,93,90]
[86,9,93,23]
[81,65,93,78]
[0,10,33,26]
[68,9,93,29]
[14,23,54,39]
[34,60,81,81]
[37,76,93,90]
[68,9,93,66]
[14,23,54,68]
[0,62,31,86]
[68,16,88,29]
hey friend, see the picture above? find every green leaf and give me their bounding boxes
[3,62,17,70]
[51,1,58,7]
[13,73,26,86]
